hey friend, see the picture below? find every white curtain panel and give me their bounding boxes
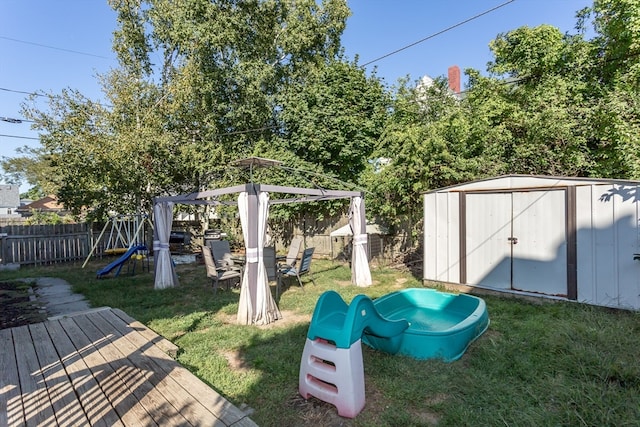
[236,191,253,324]
[350,196,372,287]
[153,201,179,289]
[254,191,282,325]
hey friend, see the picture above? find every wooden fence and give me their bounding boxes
[1,217,418,267]
[0,224,97,266]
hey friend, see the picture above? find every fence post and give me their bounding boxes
[0,233,6,265]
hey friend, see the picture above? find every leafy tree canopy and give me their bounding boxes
[19,0,395,221]
[10,0,640,232]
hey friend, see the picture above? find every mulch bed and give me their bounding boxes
[0,281,47,329]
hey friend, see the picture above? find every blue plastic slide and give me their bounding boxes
[96,244,147,278]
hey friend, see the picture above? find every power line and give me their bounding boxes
[0,86,114,109]
[0,35,113,60]
[0,87,47,98]
[361,0,516,67]
[0,134,39,141]
[211,125,278,137]
[1,116,32,124]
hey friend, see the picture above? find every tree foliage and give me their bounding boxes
[8,0,640,231]
[364,0,640,225]
[363,78,478,225]
[19,0,391,220]
[0,145,56,196]
[274,58,390,183]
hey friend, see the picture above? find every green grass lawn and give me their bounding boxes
[3,258,640,426]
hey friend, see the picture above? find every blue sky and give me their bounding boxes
[0,0,591,191]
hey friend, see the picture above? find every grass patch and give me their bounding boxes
[4,258,640,426]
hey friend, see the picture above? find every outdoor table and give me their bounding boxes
[230,255,246,265]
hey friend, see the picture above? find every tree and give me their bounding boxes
[584,0,640,86]
[362,77,484,227]
[274,58,390,183]
[483,25,595,176]
[21,0,358,219]
[0,145,56,196]
[365,0,640,229]
[580,0,640,178]
[137,0,352,187]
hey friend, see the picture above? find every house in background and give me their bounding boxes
[17,195,69,217]
[0,185,21,218]
[416,65,462,99]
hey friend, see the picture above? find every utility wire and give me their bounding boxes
[0,87,47,98]
[362,0,516,67]
[1,116,32,123]
[0,86,114,109]
[210,125,278,137]
[0,36,113,60]
[0,134,39,141]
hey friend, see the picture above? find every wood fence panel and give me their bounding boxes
[0,224,94,266]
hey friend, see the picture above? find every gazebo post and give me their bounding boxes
[350,194,372,287]
[245,184,259,322]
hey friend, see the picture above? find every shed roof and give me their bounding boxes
[424,175,640,194]
[330,223,387,236]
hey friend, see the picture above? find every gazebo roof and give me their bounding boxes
[155,183,362,205]
[154,157,363,205]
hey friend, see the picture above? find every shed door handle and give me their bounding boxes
[508,237,518,245]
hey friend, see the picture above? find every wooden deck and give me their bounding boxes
[0,308,257,426]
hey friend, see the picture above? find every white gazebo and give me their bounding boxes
[152,160,372,325]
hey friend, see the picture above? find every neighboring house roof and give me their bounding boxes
[0,185,20,208]
[18,195,65,212]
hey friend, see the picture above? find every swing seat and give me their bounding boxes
[104,248,129,255]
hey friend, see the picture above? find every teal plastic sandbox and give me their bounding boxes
[362,288,489,362]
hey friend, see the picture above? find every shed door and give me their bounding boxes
[465,190,567,295]
[465,193,512,289]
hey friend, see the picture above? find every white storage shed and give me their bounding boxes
[424,175,640,310]
[329,223,386,261]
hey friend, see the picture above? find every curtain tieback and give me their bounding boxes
[353,234,368,245]
[246,247,259,263]
[153,240,170,251]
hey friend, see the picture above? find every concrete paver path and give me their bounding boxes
[33,277,92,317]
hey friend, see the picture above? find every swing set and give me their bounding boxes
[82,214,154,268]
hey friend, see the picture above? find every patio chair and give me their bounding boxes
[277,247,316,298]
[263,246,278,282]
[202,245,242,294]
[208,240,239,269]
[281,235,303,270]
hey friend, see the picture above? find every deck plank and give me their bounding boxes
[1,308,258,427]
[58,316,152,426]
[28,322,91,426]
[98,309,230,426]
[87,311,202,426]
[110,308,179,358]
[45,319,123,427]
[69,314,160,426]
[102,308,258,426]
[11,325,58,426]
[0,328,24,426]
[83,313,201,425]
